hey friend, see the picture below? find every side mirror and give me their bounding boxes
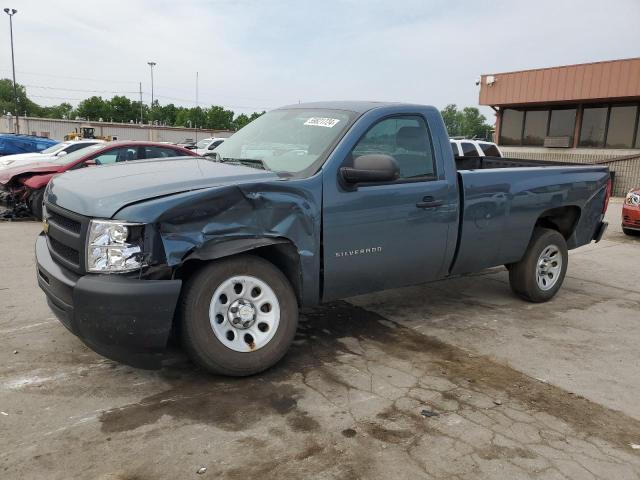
[340,154,400,184]
[84,159,97,167]
[56,151,68,157]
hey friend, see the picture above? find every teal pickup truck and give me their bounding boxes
[36,102,610,376]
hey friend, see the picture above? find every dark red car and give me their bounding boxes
[622,188,640,236]
[0,141,198,219]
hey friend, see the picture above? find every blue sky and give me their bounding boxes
[1,0,639,120]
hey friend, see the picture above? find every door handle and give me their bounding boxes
[416,196,443,209]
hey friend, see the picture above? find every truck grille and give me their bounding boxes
[48,210,81,234]
[49,236,81,265]
[44,202,89,273]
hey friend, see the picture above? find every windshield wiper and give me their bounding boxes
[218,157,268,171]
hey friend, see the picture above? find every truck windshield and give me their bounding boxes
[213,108,356,176]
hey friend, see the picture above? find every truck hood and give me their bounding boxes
[0,152,49,162]
[0,162,63,185]
[47,157,280,218]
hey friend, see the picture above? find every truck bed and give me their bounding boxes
[449,162,610,276]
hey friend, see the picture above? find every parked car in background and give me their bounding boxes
[194,137,226,156]
[34,101,610,376]
[622,188,640,236]
[0,134,58,157]
[0,139,106,171]
[0,141,197,219]
[450,139,502,158]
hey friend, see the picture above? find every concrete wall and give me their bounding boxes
[0,115,233,143]
[502,146,640,196]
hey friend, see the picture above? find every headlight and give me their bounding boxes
[87,219,145,273]
[626,191,640,207]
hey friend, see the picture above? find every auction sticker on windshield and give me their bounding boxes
[304,117,340,128]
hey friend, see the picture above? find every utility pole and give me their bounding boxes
[139,82,143,124]
[195,71,199,144]
[147,61,156,121]
[4,8,19,134]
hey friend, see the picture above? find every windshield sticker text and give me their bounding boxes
[304,117,340,128]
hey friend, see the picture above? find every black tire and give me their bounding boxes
[509,228,568,303]
[623,227,640,237]
[179,255,298,376]
[29,188,45,220]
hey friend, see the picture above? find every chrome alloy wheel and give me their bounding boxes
[536,245,562,291]
[209,275,280,352]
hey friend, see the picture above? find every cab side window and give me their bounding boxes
[461,142,479,157]
[351,116,436,180]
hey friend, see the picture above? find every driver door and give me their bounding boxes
[322,115,452,300]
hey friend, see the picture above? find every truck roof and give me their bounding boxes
[277,100,410,114]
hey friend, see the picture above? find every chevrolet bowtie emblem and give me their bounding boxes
[42,218,49,234]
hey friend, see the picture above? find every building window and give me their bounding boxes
[606,105,637,148]
[636,118,640,149]
[548,108,576,143]
[499,109,524,145]
[523,110,548,146]
[579,107,608,147]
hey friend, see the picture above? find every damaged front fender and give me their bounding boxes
[114,175,323,306]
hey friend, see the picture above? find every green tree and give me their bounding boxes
[440,104,463,137]
[76,96,111,121]
[440,104,493,139]
[0,78,42,116]
[232,110,265,130]
[109,95,136,123]
[41,102,75,119]
[204,105,234,129]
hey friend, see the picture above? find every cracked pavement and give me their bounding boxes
[1,200,639,479]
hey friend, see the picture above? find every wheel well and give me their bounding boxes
[175,242,303,305]
[535,206,581,239]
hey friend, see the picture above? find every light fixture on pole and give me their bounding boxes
[147,61,156,114]
[4,8,19,134]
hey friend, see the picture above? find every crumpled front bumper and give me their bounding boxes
[35,233,182,367]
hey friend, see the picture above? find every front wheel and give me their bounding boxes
[180,255,298,376]
[509,228,568,303]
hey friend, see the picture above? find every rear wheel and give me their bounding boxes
[180,255,298,376]
[29,188,45,220]
[509,228,568,303]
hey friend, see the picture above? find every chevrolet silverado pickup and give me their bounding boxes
[35,101,611,376]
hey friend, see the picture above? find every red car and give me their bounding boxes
[623,188,640,236]
[0,141,198,219]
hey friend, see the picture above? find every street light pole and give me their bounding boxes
[147,61,156,120]
[4,8,19,134]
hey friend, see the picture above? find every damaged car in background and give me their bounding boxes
[0,141,197,219]
[35,101,611,377]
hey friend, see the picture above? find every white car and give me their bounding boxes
[193,137,226,156]
[0,139,106,170]
[450,139,502,158]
